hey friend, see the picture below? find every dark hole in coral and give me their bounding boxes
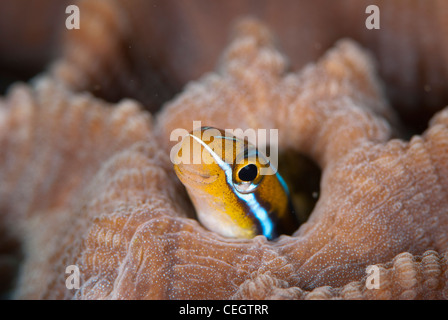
[80,41,182,114]
[0,65,40,96]
[277,150,321,228]
[0,219,23,299]
[381,56,448,139]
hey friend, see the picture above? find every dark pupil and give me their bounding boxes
[238,164,258,182]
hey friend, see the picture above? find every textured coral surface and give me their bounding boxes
[1,17,447,299]
[49,0,448,134]
[1,2,448,300]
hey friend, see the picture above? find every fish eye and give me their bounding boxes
[238,164,258,182]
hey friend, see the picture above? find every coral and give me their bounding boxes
[155,20,448,296]
[0,78,158,298]
[156,20,397,167]
[0,0,71,86]
[45,0,448,133]
[50,0,180,113]
[233,251,448,300]
[1,18,447,300]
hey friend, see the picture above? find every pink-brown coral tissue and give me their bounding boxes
[0,1,447,300]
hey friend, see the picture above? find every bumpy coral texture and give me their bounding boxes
[49,0,448,132]
[1,20,447,299]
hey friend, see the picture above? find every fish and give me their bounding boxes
[173,127,299,240]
